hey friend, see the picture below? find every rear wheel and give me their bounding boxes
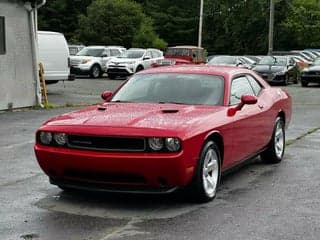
[260,117,285,164]
[188,141,221,202]
[136,65,144,73]
[90,65,101,78]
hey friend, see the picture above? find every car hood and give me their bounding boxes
[110,58,140,63]
[253,65,286,73]
[303,65,320,72]
[43,103,226,136]
[70,56,99,61]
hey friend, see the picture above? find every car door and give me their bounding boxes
[101,49,111,69]
[143,50,153,69]
[228,75,268,165]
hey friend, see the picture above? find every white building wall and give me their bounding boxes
[0,0,36,110]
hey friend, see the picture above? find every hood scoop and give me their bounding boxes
[162,109,179,114]
[97,106,107,111]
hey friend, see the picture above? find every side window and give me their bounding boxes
[0,16,5,55]
[144,50,152,59]
[102,49,110,57]
[246,75,262,96]
[230,76,255,105]
[110,49,120,56]
[152,50,160,58]
[289,57,295,66]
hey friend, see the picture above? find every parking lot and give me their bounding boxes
[1,78,320,240]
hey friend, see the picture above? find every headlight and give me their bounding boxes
[81,59,91,64]
[165,138,181,152]
[53,133,67,146]
[276,71,286,76]
[39,132,52,145]
[148,137,164,151]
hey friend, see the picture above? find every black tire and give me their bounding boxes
[188,141,221,203]
[136,65,144,73]
[260,117,285,164]
[283,74,289,86]
[90,65,101,78]
[293,73,299,84]
[301,79,309,87]
[58,185,74,191]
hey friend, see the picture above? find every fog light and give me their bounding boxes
[53,133,67,146]
[39,132,52,145]
[148,137,163,151]
[165,137,181,152]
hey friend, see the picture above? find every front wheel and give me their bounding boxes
[188,141,221,202]
[283,74,289,86]
[90,65,102,78]
[260,117,285,164]
[301,79,309,87]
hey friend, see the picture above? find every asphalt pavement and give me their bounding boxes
[0,79,319,240]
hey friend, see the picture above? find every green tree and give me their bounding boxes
[278,0,320,50]
[76,0,166,48]
[38,0,93,42]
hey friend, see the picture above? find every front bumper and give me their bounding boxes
[70,66,90,75]
[301,74,320,83]
[257,73,286,83]
[106,65,135,76]
[34,144,195,191]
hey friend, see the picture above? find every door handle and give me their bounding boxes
[258,104,264,109]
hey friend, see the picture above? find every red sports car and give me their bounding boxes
[34,65,292,202]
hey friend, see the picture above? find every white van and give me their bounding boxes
[37,31,74,84]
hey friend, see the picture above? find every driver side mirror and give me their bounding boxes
[101,91,113,101]
[228,94,257,116]
[143,56,151,60]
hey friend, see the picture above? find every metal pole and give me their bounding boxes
[198,0,204,47]
[268,0,274,55]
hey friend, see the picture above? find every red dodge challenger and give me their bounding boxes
[34,65,292,202]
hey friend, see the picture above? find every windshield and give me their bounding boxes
[165,48,191,57]
[208,56,237,65]
[111,73,224,106]
[76,48,104,57]
[313,58,320,65]
[258,56,287,66]
[118,50,145,59]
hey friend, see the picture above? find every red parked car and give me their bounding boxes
[152,46,205,67]
[34,65,292,202]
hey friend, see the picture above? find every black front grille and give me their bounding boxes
[64,169,147,184]
[67,135,146,152]
[303,71,320,76]
[107,68,130,74]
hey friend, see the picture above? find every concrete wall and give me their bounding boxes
[0,0,36,110]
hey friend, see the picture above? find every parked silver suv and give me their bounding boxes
[106,48,163,79]
[70,46,125,78]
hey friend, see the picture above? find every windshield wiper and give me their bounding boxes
[158,101,185,105]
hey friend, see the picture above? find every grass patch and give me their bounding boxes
[286,127,320,146]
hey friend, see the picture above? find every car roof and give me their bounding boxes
[168,45,203,50]
[139,65,251,78]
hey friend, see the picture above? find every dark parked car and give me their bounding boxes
[300,57,320,87]
[207,55,254,69]
[252,56,300,85]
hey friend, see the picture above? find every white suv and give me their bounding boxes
[70,46,125,78]
[106,48,164,79]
